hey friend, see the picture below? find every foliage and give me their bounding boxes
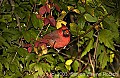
[0,0,120,78]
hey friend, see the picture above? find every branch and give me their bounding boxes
[0,0,3,7]
[9,0,21,31]
[89,53,95,76]
[93,32,99,69]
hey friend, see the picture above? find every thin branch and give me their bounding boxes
[89,53,95,77]
[0,0,3,7]
[93,32,99,71]
[11,51,17,63]
[36,26,44,40]
[9,0,21,31]
[15,14,21,31]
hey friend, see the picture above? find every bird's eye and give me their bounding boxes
[63,29,70,37]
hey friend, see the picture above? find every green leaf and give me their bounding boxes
[98,51,109,69]
[84,13,97,22]
[70,23,77,36]
[24,75,34,78]
[46,55,55,64]
[55,63,67,72]
[4,75,12,78]
[29,29,38,39]
[78,16,85,29]
[0,36,10,48]
[96,43,104,58]
[31,14,43,29]
[58,55,65,62]
[10,64,18,72]
[98,29,114,50]
[85,26,94,38]
[53,74,60,78]
[26,53,36,67]
[23,31,31,42]
[0,15,12,23]
[78,6,85,13]
[17,48,28,57]
[41,63,51,72]
[72,60,79,72]
[35,63,44,76]
[103,17,119,40]
[29,63,36,70]
[0,63,2,72]
[81,38,94,57]
[77,75,88,78]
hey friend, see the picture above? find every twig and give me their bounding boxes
[11,51,17,63]
[89,53,95,77]
[114,44,120,48]
[9,0,21,31]
[93,32,99,71]
[36,26,44,40]
[15,14,21,31]
[0,0,3,7]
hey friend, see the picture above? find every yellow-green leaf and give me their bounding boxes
[65,59,73,65]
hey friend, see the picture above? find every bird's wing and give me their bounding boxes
[40,30,60,43]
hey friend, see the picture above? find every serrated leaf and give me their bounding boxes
[98,29,114,50]
[81,38,94,57]
[98,51,109,69]
[84,13,97,22]
[103,17,119,40]
[31,14,43,29]
[72,60,79,72]
[96,43,104,58]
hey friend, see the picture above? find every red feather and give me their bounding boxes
[35,25,70,49]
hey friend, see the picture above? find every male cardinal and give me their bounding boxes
[35,24,70,49]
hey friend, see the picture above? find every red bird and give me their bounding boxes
[35,25,70,49]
